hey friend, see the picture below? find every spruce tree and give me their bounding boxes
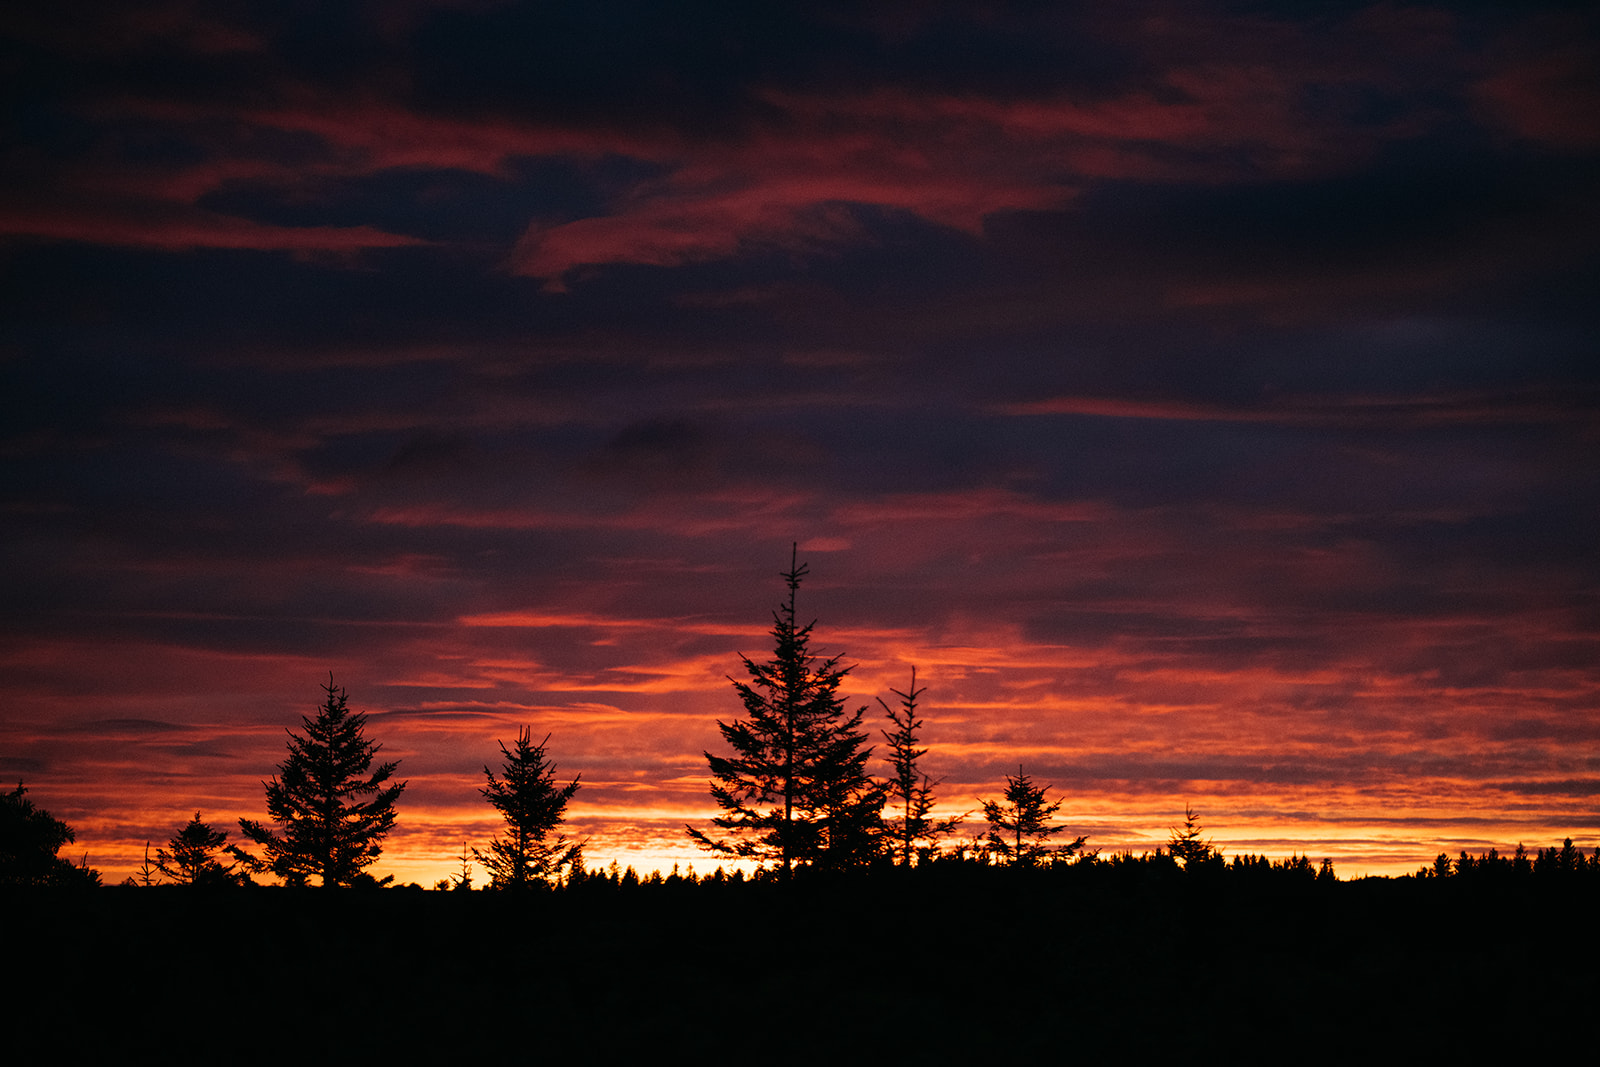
[475,728,581,890]
[0,783,100,887]
[135,842,160,886]
[687,547,884,877]
[981,767,1085,867]
[153,813,241,886]
[1167,804,1217,871]
[236,676,405,887]
[451,840,474,891]
[878,667,962,865]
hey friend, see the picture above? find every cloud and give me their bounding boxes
[1475,12,1600,148]
[73,719,188,736]
[0,200,426,253]
[8,0,1574,293]
[996,387,1600,428]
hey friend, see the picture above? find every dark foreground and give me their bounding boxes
[7,870,1594,1061]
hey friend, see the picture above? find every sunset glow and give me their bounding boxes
[2,1,1596,887]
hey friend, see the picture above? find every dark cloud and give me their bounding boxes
[75,718,188,735]
[1494,779,1600,797]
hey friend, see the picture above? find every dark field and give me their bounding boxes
[8,871,1593,1061]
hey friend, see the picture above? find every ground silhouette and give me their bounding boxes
[6,859,1598,1061]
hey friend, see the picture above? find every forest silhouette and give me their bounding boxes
[5,551,1599,1057]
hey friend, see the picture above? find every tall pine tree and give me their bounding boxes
[879,667,962,865]
[475,728,581,890]
[236,676,405,887]
[687,547,884,878]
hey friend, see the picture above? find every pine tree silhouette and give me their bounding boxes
[153,813,242,886]
[688,546,884,877]
[981,767,1084,867]
[475,728,581,890]
[1168,804,1217,871]
[235,675,405,887]
[1,783,100,887]
[879,667,963,865]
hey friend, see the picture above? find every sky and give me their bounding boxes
[3,0,1597,885]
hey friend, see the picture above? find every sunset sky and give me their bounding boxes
[3,1,1597,885]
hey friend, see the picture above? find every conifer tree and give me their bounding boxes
[687,547,885,878]
[135,842,160,886]
[878,667,962,865]
[235,676,405,887]
[981,767,1085,867]
[0,783,100,887]
[451,840,474,891]
[1168,804,1217,871]
[153,813,241,886]
[475,728,581,890]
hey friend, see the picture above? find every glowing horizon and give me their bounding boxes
[18,603,1599,887]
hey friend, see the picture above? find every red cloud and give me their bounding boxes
[27,4,1495,277]
[511,168,1067,289]
[237,99,641,177]
[508,51,1432,286]
[0,200,425,253]
[1477,46,1600,148]
[998,389,1599,429]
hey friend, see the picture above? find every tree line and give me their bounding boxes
[1414,840,1600,882]
[5,549,1596,890]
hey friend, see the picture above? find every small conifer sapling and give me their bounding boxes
[981,767,1085,867]
[153,813,241,886]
